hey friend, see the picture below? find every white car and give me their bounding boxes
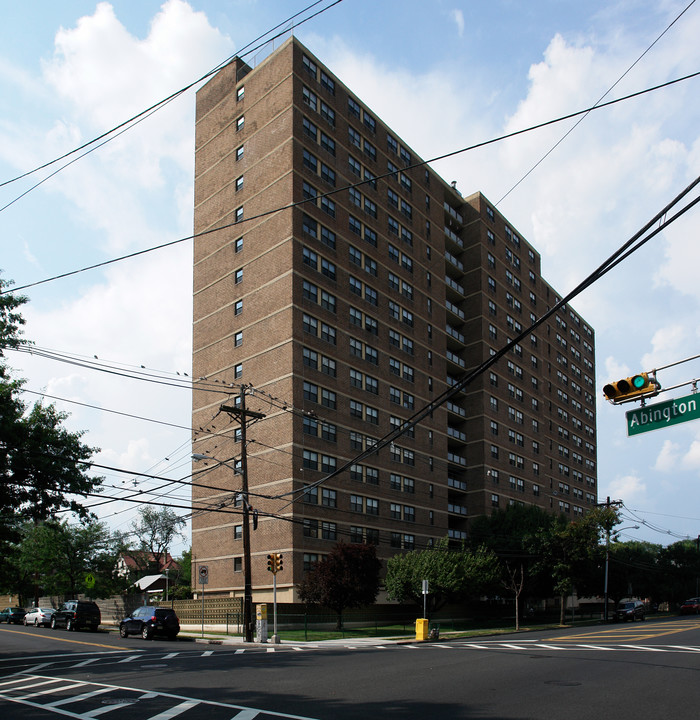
[23,607,56,627]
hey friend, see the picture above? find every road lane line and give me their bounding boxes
[142,699,200,719]
[46,686,114,707]
[16,681,85,700]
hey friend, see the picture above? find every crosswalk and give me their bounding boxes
[439,640,700,653]
[2,640,700,717]
[0,673,320,719]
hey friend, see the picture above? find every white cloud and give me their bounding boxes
[604,356,631,382]
[450,9,465,38]
[641,325,690,373]
[35,1,233,252]
[607,473,647,503]
[681,432,700,472]
[654,439,680,472]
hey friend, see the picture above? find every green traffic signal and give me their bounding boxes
[603,372,660,404]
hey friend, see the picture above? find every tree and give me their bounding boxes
[469,504,561,614]
[18,519,124,600]
[297,542,381,629]
[128,506,186,575]
[0,276,103,591]
[385,539,501,612]
[529,512,605,625]
[170,547,192,599]
[502,561,526,631]
[658,540,700,607]
[607,540,661,606]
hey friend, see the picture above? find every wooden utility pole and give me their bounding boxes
[221,387,265,643]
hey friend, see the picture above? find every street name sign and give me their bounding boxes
[626,392,700,436]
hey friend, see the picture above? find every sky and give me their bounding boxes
[2,0,700,555]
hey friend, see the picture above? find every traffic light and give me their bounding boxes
[603,373,660,404]
[267,553,283,574]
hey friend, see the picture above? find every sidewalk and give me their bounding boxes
[178,625,408,647]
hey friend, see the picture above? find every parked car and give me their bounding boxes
[614,600,646,622]
[679,597,700,615]
[0,607,26,624]
[50,600,101,631]
[119,606,180,640]
[23,607,56,627]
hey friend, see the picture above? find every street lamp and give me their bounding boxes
[604,524,640,622]
[192,451,254,642]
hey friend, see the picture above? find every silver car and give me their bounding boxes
[23,607,56,627]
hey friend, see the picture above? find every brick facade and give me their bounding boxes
[192,38,597,601]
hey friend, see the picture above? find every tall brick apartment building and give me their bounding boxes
[191,37,597,602]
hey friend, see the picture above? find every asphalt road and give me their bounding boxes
[1,617,700,718]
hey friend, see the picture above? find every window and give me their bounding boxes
[322,488,337,508]
[320,102,335,127]
[321,521,337,540]
[234,300,243,315]
[321,163,335,186]
[234,363,242,378]
[303,149,317,172]
[303,450,318,470]
[302,86,317,111]
[303,485,318,505]
[348,127,361,148]
[234,331,243,347]
[320,71,335,95]
[348,97,361,118]
[235,207,243,223]
[236,145,244,161]
[236,116,244,131]
[235,176,243,192]
[303,518,319,539]
[321,196,335,218]
[303,116,317,139]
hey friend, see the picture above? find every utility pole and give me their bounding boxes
[221,387,265,643]
[597,496,622,622]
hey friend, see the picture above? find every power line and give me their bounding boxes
[3,68,699,296]
[0,1,343,199]
[496,0,698,205]
[270,174,700,504]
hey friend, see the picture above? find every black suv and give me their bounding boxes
[613,600,646,622]
[119,606,180,640]
[51,600,101,632]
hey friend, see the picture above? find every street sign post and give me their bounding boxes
[626,392,700,436]
[198,565,209,638]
